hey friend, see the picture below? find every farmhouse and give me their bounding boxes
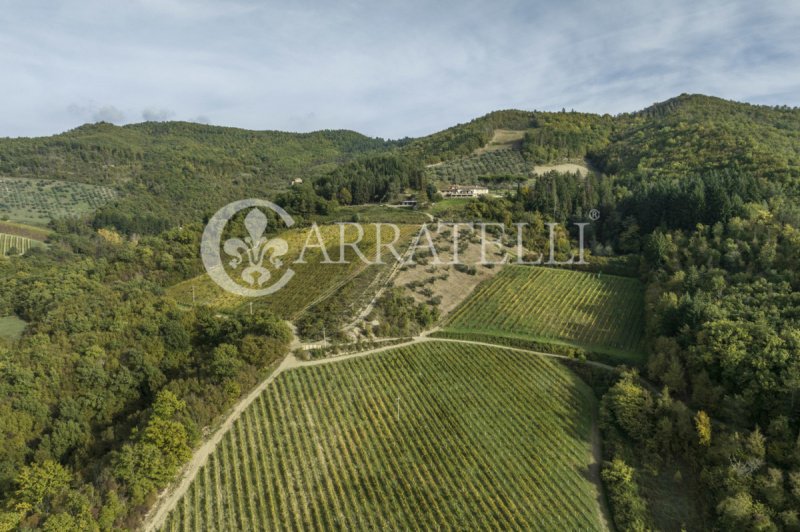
[443,185,489,198]
[400,198,418,207]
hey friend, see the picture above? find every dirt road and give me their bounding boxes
[142,354,295,531]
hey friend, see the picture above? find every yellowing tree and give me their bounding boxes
[695,410,712,447]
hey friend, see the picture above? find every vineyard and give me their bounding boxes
[425,148,532,186]
[0,177,117,225]
[0,232,37,255]
[159,341,604,531]
[444,266,645,362]
[167,224,420,319]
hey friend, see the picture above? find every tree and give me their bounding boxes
[618,216,641,253]
[113,390,191,505]
[0,510,24,532]
[603,371,654,442]
[336,187,352,205]
[12,460,72,515]
[694,410,712,447]
[717,492,754,529]
[42,512,78,532]
[210,343,243,381]
[601,458,648,531]
[644,230,671,267]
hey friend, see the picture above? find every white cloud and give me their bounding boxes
[142,107,174,121]
[0,0,798,138]
[92,105,125,124]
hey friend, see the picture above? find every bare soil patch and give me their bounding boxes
[532,162,591,176]
[393,229,510,316]
[475,128,526,155]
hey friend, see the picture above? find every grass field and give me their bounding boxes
[160,341,604,531]
[0,233,39,256]
[477,128,527,152]
[167,224,420,318]
[426,197,474,217]
[443,266,645,363]
[0,315,27,342]
[0,177,117,225]
[323,204,431,224]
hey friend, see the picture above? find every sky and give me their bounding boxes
[1,0,799,139]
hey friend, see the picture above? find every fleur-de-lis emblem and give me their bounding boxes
[222,208,288,287]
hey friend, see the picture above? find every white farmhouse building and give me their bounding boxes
[443,185,489,198]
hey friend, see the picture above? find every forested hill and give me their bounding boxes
[0,121,390,185]
[0,94,798,234]
[405,94,800,183]
[0,122,394,232]
[597,94,800,185]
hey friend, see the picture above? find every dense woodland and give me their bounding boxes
[1,94,800,529]
[0,225,291,529]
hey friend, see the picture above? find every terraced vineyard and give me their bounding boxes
[0,177,117,225]
[0,233,36,255]
[159,341,604,531]
[167,224,420,318]
[443,266,645,362]
[426,148,531,185]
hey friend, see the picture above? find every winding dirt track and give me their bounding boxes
[141,334,616,531]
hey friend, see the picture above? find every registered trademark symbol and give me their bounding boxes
[589,209,601,221]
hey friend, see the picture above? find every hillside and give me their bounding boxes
[157,342,605,531]
[1,94,800,531]
[1,94,797,233]
[0,122,393,231]
[598,94,800,185]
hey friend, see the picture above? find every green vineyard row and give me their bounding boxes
[0,232,36,256]
[443,266,646,364]
[160,341,604,531]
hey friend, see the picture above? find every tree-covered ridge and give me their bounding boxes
[406,94,800,196]
[521,111,614,164]
[1,94,797,236]
[401,108,613,166]
[0,121,391,186]
[401,110,535,164]
[597,94,800,186]
[0,122,394,233]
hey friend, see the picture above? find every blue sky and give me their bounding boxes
[1,0,799,138]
